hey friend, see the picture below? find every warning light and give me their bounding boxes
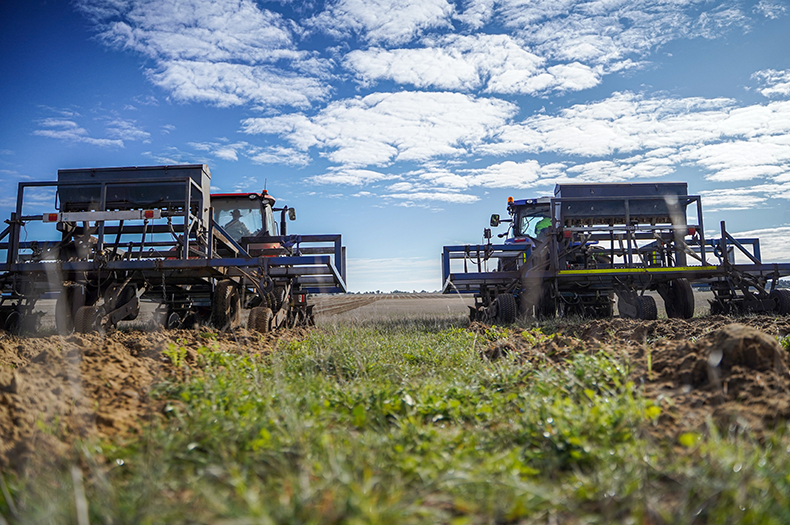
[688,227,696,236]
[44,213,59,222]
[507,196,514,204]
[144,210,155,219]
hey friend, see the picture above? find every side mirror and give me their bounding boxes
[288,208,296,221]
[490,214,500,227]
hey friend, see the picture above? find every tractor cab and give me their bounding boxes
[511,198,552,241]
[212,190,278,242]
[491,197,553,245]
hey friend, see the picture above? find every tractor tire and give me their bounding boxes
[212,280,241,331]
[636,296,658,320]
[249,306,273,333]
[496,294,517,324]
[665,278,695,319]
[74,305,103,334]
[770,289,790,315]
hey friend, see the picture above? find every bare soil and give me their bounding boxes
[482,315,790,440]
[0,327,287,471]
[2,292,789,472]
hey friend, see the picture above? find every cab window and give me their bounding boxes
[516,206,551,238]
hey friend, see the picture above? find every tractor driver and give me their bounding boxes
[224,209,251,241]
[534,216,552,238]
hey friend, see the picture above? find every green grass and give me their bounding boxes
[4,317,790,524]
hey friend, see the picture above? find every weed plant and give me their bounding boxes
[4,317,790,524]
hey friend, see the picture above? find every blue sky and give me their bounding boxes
[2,0,790,292]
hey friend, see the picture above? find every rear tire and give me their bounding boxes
[249,306,273,333]
[665,278,695,319]
[770,289,790,315]
[496,294,517,324]
[212,280,241,330]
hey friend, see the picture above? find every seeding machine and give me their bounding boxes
[0,164,346,334]
[443,183,790,322]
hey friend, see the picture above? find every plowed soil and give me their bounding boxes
[0,328,286,470]
[481,315,790,440]
[2,307,789,472]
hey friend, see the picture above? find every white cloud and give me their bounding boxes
[500,0,748,67]
[75,0,329,108]
[384,191,479,204]
[248,146,310,166]
[105,118,150,142]
[752,69,790,98]
[482,93,790,184]
[344,34,603,95]
[753,1,787,19]
[146,60,328,108]
[731,225,790,262]
[242,91,517,167]
[308,0,454,45]
[33,118,124,148]
[308,168,399,185]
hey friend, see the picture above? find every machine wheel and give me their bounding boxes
[536,283,556,319]
[74,305,103,334]
[664,278,695,319]
[212,280,241,330]
[496,294,517,324]
[248,306,273,333]
[770,289,790,315]
[3,311,19,334]
[636,296,658,320]
[117,285,138,321]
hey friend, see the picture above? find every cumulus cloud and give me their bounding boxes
[498,0,747,67]
[480,93,790,185]
[75,0,329,108]
[308,0,454,45]
[752,69,790,98]
[344,34,602,95]
[241,91,518,167]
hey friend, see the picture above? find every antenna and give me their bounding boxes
[264,178,267,191]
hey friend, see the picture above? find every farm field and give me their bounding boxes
[1,293,790,523]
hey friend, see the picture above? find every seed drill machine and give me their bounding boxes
[0,164,346,333]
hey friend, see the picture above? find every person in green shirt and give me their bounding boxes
[534,217,552,237]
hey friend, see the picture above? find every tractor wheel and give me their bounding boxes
[636,296,658,320]
[770,289,790,315]
[212,280,241,330]
[496,294,517,324]
[74,305,103,334]
[665,278,695,319]
[249,306,273,333]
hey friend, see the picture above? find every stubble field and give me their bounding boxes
[1,293,790,524]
